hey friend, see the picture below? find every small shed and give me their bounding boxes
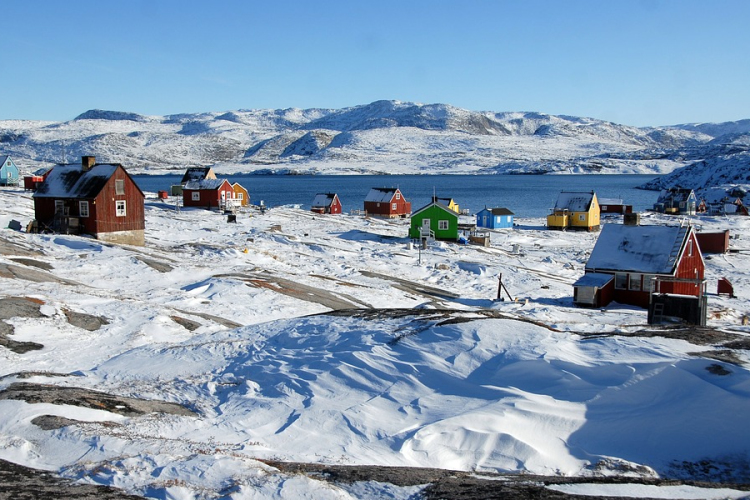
[476,207,514,229]
[434,196,460,214]
[573,273,614,308]
[182,178,234,210]
[311,193,342,214]
[364,187,411,218]
[232,182,250,207]
[695,230,730,254]
[409,201,459,241]
[0,155,20,186]
[599,198,633,214]
[547,191,600,231]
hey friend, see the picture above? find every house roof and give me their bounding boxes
[585,224,693,275]
[553,191,596,212]
[184,179,228,190]
[657,188,695,204]
[598,198,624,206]
[0,155,13,166]
[479,207,514,216]
[311,193,338,207]
[181,167,214,184]
[573,272,614,288]
[411,201,458,218]
[365,187,402,203]
[33,164,121,198]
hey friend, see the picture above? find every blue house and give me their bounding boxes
[476,207,514,229]
[0,156,20,186]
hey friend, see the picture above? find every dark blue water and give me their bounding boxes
[134,174,661,218]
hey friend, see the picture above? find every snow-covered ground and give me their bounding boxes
[0,188,749,499]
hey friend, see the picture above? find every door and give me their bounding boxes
[421,218,431,237]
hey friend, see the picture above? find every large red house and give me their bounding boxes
[364,187,411,218]
[574,223,705,308]
[32,156,145,246]
[182,179,234,209]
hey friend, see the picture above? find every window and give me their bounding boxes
[192,191,200,201]
[392,203,397,211]
[395,192,401,200]
[629,273,642,291]
[643,274,655,292]
[688,240,693,256]
[79,201,89,218]
[115,200,126,217]
[115,179,125,195]
[579,214,585,221]
[438,220,449,230]
[54,200,64,214]
[237,192,244,200]
[615,273,627,290]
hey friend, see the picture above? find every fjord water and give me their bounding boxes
[134,174,661,218]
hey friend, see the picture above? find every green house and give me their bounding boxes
[409,201,459,240]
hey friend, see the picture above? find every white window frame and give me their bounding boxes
[643,274,656,292]
[115,200,126,217]
[115,179,125,195]
[192,191,200,201]
[54,200,64,214]
[79,200,89,218]
[438,220,449,230]
[395,192,401,200]
[392,203,397,211]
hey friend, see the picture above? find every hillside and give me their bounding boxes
[0,188,749,498]
[2,100,749,178]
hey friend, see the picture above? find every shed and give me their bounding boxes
[0,155,20,186]
[182,178,234,210]
[580,223,705,308]
[364,187,411,218]
[599,197,633,214]
[311,193,342,214]
[547,191,600,231]
[409,201,459,241]
[695,230,730,254]
[32,156,145,245]
[476,207,514,229]
[572,273,614,308]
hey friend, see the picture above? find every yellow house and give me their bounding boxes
[435,196,460,214]
[232,182,249,207]
[547,191,600,231]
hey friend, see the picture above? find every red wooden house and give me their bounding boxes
[32,156,145,246]
[364,187,411,218]
[311,193,342,214]
[574,223,705,308]
[182,179,234,210]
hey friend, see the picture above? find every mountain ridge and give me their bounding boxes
[1,101,749,191]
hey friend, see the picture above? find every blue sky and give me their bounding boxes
[3,0,748,126]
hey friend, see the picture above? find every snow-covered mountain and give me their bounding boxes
[1,100,749,181]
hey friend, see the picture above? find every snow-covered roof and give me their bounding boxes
[311,193,337,207]
[553,191,595,212]
[181,167,214,183]
[586,224,692,274]
[365,187,401,203]
[184,179,228,190]
[573,272,614,287]
[33,164,119,198]
[598,198,623,206]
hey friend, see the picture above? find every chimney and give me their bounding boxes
[82,156,95,171]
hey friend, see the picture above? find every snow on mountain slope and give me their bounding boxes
[2,101,744,178]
